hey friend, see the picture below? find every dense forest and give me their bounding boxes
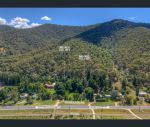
[0,19,149,105]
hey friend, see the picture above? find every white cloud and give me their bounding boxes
[7,17,41,29]
[41,16,51,21]
[9,17,30,28]
[128,17,137,21]
[0,16,42,29]
[30,23,41,28]
[0,17,7,25]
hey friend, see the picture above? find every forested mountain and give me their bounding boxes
[0,19,150,103]
[70,19,150,45]
[64,19,150,86]
[0,24,93,55]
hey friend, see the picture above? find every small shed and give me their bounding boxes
[20,93,28,99]
[105,94,111,98]
[118,92,123,97]
[138,97,145,102]
[45,82,56,89]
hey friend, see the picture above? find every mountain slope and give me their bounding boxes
[63,19,150,85]
[0,39,116,85]
[0,19,150,86]
[0,24,92,55]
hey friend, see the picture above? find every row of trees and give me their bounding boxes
[0,75,146,105]
[0,72,20,85]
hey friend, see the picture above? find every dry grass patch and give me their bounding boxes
[131,109,150,119]
[55,109,91,115]
[95,109,135,119]
[0,109,54,115]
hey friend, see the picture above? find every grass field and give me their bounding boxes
[0,109,55,119]
[0,109,93,119]
[59,101,89,106]
[91,100,115,106]
[55,109,91,114]
[54,109,93,119]
[0,100,56,107]
[1,106,150,119]
[31,100,56,106]
[0,108,138,120]
[95,115,126,119]
[131,109,150,119]
[0,116,54,119]
[94,109,136,119]
[0,109,54,115]
[15,100,56,106]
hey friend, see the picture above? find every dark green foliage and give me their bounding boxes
[85,87,94,101]
[111,90,121,100]
[76,82,84,93]
[88,77,97,91]
[122,79,127,89]
[0,72,20,85]
[136,86,140,97]
[122,79,127,95]
[133,77,138,87]
[54,82,65,96]
[0,89,7,102]
[9,88,18,104]
[26,95,33,104]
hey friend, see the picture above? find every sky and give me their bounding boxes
[0,8,150,28]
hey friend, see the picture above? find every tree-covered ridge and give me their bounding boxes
[70,19,150,45]
[0,24,92,55]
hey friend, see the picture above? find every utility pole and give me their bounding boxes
[59,46,70,80]
[79,55,90,86]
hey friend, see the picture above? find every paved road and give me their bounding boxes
[0,105,150,110]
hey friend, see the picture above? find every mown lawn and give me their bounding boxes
[15,100,56,106]
[92,100,115,106]
[31,100,56,106]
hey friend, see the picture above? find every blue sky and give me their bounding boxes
[0,8,150,28]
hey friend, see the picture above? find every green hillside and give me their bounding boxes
[0,39,116,84]
[0,19,150,104]
[0,24,92,55]
[65,19,150,86]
